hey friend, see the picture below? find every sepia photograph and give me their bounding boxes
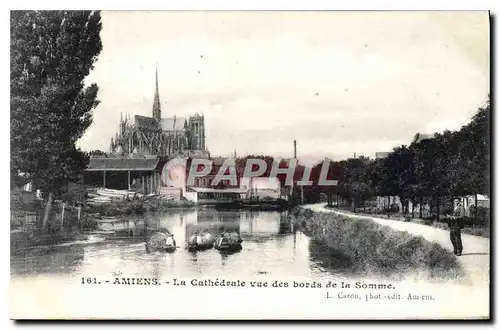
[9,10,490,320]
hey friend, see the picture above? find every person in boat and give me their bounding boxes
[159,228,171,235]
[147,231,170,252]
[202,232,212,242]
[448,201,465,256]
[188,230,200,248]
[195,230,204,246]
[163,233,175,247]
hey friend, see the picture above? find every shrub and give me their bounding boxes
[291,208,462,281]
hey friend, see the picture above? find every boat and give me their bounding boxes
[213,232,243,252]
[187,232,215,252]
[146,231,177,253]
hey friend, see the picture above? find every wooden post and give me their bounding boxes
[61,202,66,230]
[77,206,81,226]
[436,195,440,222]
[158,171,162,193]
[128,171,131,190]
[103,170,106,188]
[142,175,145,194]
[149,175,152,194]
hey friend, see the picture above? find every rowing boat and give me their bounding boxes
[187,232,215,251]
[213,232,242,252]
[146,231,177,253]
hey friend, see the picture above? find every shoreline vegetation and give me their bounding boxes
[10,230,86,254]
[290,207,463,281]
[80,195,198,233]
[84,197,197,217]
[10,188,198,251]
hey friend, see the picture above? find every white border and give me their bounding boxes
[2,1,497,329]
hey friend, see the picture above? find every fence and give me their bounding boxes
[11,202,83,232]
[11,210,40,231]
[50,202,83,231]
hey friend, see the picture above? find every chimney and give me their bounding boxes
[293,140,297,159]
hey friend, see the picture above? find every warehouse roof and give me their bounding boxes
[85,157,160,171]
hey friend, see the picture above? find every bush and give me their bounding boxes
[83,198,196,218]
[290,207,462,281]
[80,215,98,231]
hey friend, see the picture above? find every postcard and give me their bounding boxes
[10,10,490,320]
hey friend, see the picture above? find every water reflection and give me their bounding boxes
[118,209,295,247]
[308,239,352,276]
[11,209,351,280]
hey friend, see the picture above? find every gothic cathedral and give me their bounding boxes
[109,68,208,158]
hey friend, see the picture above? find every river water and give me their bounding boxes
[10,208,490,319]
[10,209,354,281]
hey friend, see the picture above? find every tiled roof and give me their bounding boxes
[86,157,160,171]
[132,115,187,131]
[134,115,160,130]
[160,117,187,131]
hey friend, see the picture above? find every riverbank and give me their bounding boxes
[301,203,490,287]
[291,206,464,282]
[10,229,87,254]
[84,198,196,216]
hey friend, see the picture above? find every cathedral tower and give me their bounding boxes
[188,114,205,151]
[152,66,161,121]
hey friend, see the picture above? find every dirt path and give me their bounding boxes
[301,203,490,287]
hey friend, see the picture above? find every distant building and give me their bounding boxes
[375,152,391,159]
[109,67,209,158]
[187,157,240,189]
[413,133,434,143]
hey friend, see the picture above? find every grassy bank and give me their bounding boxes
[10,229,85,253]
[290,207,463,281]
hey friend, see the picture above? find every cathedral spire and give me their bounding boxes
[152,64,161,121]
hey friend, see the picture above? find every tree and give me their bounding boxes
[342,156,374,211]
[89,149,107,157]
[392,146,417,214]
[11,11,103,232]
[460,98,490,198]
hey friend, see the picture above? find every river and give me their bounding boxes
[10,208,489,319]
[10,209,354,281]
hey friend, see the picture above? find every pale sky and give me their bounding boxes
[78,11,490,161]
